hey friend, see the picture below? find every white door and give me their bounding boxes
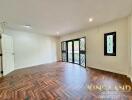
[1,34,14,75]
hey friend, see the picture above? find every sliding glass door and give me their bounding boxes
[61,37,86,67]
[61,42,67,62]
[80,38,86,67]
[74,40,79,64]
[68,41,73,62]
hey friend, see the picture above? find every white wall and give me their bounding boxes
[5,29,57,69]
[128,14,132,80]
[56,37,61,61]
[59,17,130,75]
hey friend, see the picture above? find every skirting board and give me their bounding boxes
[86,66,132,82]
[127,75,132,82]
[86,66,128,76]
[128,76,132,82]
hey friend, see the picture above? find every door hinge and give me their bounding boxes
[0,53,2,56]
[1,70,3,74]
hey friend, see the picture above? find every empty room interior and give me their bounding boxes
[0,0,132,99]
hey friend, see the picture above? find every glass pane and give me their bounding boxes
[74,41,79,64]
[80,54,85,67]
[62,52,67,62]
[62,42,66,51]
[68,42,73,62]
[107,35,113,53]
[80,38,85,51]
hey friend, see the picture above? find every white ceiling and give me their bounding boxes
[0,0,132,36]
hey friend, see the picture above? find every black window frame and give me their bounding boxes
[104,32,116,56]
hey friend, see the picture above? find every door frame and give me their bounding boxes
[61,37,86,68]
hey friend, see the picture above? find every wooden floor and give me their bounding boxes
[0,62,132,100]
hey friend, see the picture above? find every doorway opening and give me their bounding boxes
[61,37,86,67]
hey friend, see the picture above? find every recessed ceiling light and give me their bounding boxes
[23,25,32,29]
[56,32,60,35]
[89,18,93,22]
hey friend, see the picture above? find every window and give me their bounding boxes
[104,32,116,56]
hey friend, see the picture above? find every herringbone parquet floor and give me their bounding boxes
[0,62,132,100]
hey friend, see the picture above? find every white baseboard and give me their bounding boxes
[87,65,127,76]
[15,61,57,70]
[88,66,132,82]
[129,76,132,82]
[126,74,132,82]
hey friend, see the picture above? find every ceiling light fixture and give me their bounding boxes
[56,32,60,35]
[89,18,93,22]
[23,25,32,29]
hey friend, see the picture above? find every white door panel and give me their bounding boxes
[3,53,14,67]
[2,34,13,51]
[3,53,14,75]
[1,34,14,75]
